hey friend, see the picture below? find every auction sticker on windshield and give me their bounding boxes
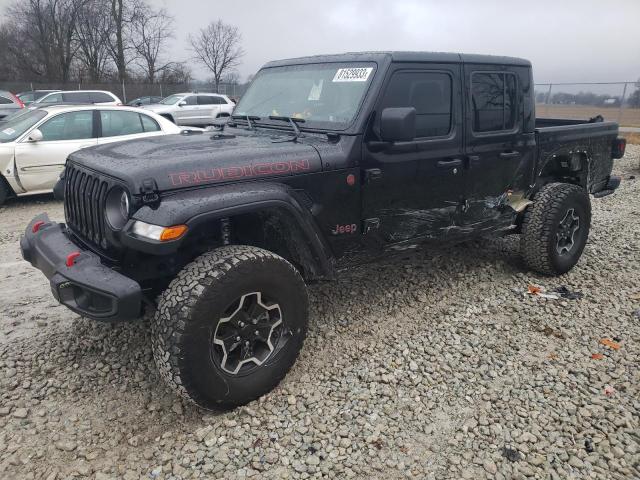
[333,67,373,82]
[2,128,16,135]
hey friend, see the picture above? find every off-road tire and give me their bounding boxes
[151,245,309,410]
[520,182,591,275]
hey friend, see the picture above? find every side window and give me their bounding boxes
[140,114,161,132]
[0,96,12,104]
[91,92,116,103]
[38,111,94,141]
[63,92,91,103]
[471,72,518,133]
[183,96,197,105]
[214,96,228,105]
[197,95,216,105]
[380,71,452,138]
[100,110,144,137]
[41,93,63,103]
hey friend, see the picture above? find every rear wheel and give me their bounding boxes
[520,183,591,275]
[0,178,13,206]
[151,245,308,410]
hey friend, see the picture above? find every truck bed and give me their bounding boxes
[534,118,618,194]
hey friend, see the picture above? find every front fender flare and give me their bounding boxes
[123,181,334,278]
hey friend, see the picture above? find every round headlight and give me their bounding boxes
[105,186,130,230]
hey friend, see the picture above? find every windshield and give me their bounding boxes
[160,94,183,105]
[234,62,376,130]
[0,110,47,143]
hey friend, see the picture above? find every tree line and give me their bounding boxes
[0,0,245,91]
[535,82,640,108]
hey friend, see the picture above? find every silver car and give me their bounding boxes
[143,92,234,126]
[0,90,25,120]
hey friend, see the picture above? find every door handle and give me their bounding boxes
[436,159,463,168]
[499,151,521,159]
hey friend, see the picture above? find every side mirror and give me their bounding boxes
[178,101,187,107]
[27,129,43,142]
[380,107,416,143]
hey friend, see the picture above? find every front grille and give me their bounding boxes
[64,164,110,249]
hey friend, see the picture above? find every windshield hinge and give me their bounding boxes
[140,178,160,206]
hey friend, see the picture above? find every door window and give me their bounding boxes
[183,96,197,105]
[63,92,92,103]
[91,92,116,103]
[100,110,144,137]
[213,96,228,104]
[0,96,13,104]
[197,95,216,105]
[40,93,63,103]
[471,72,518,132]
[38,111,94,141]
[380,71,452,138]
[140,114,161,132]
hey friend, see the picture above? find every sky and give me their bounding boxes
[158,0,640,88]
[1,0,638,89]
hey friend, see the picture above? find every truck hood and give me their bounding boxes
[67,130,322,193]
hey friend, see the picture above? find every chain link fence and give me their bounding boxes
[0,81,249,103]
[535,82,640,128]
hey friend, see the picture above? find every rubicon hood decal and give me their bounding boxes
[169,159,311,186]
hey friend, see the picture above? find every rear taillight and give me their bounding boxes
[612,137,626,159]
[12,94,25,108]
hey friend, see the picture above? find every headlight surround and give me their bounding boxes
[105,186,130,230]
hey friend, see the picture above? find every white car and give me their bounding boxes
[0,105,187,204]
[143,92,234,126]
[34,90,122,106]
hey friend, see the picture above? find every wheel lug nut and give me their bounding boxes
[252,319,258,324]
[235,336,241,341]
[239,321,245,327]
[255,330,259,336]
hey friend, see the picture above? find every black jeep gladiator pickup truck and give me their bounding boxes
[21,52,626,409]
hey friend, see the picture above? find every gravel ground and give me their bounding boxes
[1,147,639,480]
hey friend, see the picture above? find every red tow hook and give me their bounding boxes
[66,252,81,267]
[32,221,46,233]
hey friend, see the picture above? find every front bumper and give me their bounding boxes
[20,214,142,321]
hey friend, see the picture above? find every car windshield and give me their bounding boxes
[0,110,47,143]
[160,94,183,105]
[234,62,377,130]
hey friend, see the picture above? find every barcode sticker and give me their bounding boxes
[333,67,373,82]
[2,128,15,135]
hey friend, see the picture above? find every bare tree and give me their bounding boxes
[107,0,140,81]
[132,4,174,83]
[188,20,244,93]
[75,0,113,81]
[7,0,87,82]
[158,61,193,85]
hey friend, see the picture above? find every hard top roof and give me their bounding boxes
[263,51,531,68]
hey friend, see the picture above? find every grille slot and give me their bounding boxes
[64,164,111,248]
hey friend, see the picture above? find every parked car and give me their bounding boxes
[127,96,164,107]
[0,105,186,203]
[0,90,24,120]
[33,90,122,106]
[20,52,625,410]
[17,90,61,106]
[142,92,234,125]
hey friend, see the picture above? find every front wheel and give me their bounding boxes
[151,245,308,410]
[520,182,591,275]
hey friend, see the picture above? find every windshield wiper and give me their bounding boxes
[231,114,261,130]
[268,115,305,142]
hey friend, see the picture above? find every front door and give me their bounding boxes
[14,110,97,192]
[174,95,199,125]
[361,63,465,245]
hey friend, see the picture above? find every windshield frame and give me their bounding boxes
[234,61,378,133]
[0,110,48,143]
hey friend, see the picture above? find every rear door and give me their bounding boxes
[14,110,97,191]
[97,110,163,145]
[361,62,465,244]
[462,65,532,228]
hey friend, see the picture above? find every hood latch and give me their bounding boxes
[140,178,160,206]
